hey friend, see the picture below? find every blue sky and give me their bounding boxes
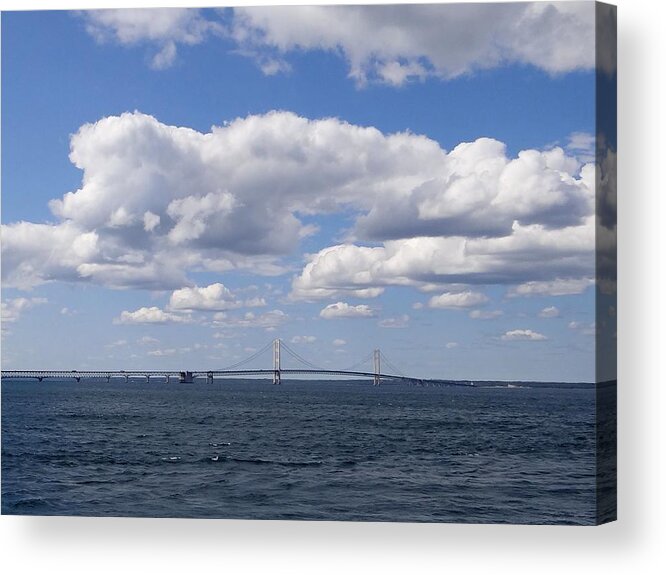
[1,4,610,381]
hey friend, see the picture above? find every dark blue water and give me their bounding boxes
[1,379,597,524]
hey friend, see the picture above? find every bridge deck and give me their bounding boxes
[1,369,471,386]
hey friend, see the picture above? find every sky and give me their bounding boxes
[1,3,613,381]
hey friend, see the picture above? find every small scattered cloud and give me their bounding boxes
[114,306,190,324]
[147,348,177,356]
[81,8,222,70]
[137,336,160,346]
[168,283,266,312]
[332,338,346,347]
[445,342,459,349]
[501,329,547,341]
[290,335,316,344]
[212,309,287,329]
[568,321,596,336]
[429,291,488,309]
[143,211,161,232]
[1,297,48,325]
[319,302,375,319]
[469,309,503,320]
[539,306,560,318]
[105,339,128,348]
[212,332,234,339]
[378,314,410,328]
[508,278,593,298]
[566,132,595,163]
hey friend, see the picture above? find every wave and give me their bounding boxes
[203,455,323,467]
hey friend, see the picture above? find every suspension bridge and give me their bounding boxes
[1,339,470,387]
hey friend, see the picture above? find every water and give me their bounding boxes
[1,378,597,524]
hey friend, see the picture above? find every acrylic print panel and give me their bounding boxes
[1,2,616,525]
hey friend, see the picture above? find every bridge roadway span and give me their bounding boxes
[1,369,471,387]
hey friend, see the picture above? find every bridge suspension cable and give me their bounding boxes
[279,340,326,370]
[218,340,274,371]
[379,351,406,377]
[342,350,375,372]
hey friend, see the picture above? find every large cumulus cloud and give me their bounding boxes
[2,111,595,298]
[292,218,595,300]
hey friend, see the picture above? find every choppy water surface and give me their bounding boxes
[2,379,596,524]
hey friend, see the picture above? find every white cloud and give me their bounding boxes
[566,131,596,163]
[169,283,237,311]
[332,338,346,347]
[147,348,177,357]
[445,342,459,349]
[1,297,47,324]
[143,211,161,232]
[290,335,317,344]
[138,336,160,346]
[105,339,128,348]
[114,306,189,324]
[469,309,503,320]
[292,219,594,301]
[355,141,593,242]
[378,314,410,328]
[232,3,595,85]
[212,332,234,340]
[168,282,265,312]
[80,5,596,85]
[212,309,287,330]
[81,8,222,69]
[2,111,441,290]
[539,306,561,318]
[319,302,375,319]
[508,278,594,297]
[501,329,548,341]
[2,111,594,298]
[1,222,100,290]
[568,320,596,335]
[429,291,488,309]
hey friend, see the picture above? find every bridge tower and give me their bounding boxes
[273,338,281,385]
[373,349,381,386]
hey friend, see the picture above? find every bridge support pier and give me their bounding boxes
[373,349,381,386]
[272,338,281,384]
[207,372,213,384]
